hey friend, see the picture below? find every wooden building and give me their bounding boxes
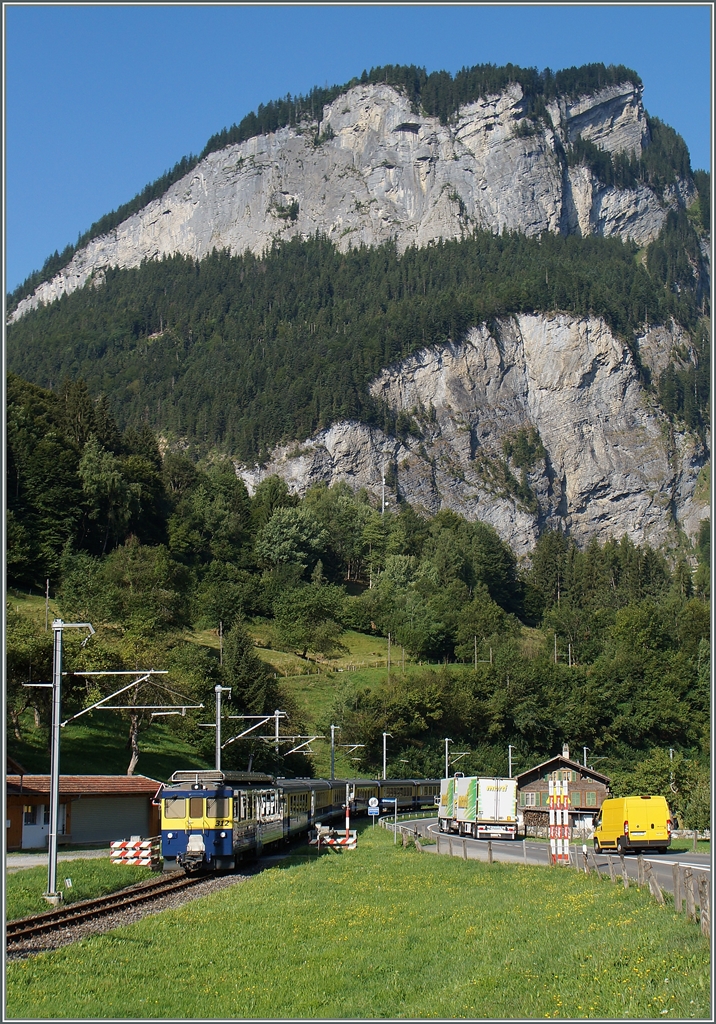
[515,746,610,833]
[6,774,162,850]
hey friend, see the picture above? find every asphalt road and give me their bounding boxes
[414,819,710,899]
[6,848,109,874]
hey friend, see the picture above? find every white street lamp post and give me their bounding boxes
[444,738,453,778]
[214,684,231,771]
[46,620,94,903]
[383,732,392,780]
[330,724,340,780]
[508,744,516,779]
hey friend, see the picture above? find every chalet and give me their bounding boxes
[515,745,611,834]
[6,774,162,850]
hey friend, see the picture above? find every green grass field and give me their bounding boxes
[7,860,155,920]
[7,712,208,779]
[7,588,60,626]
[668,839,711,855]
[191,623,443,778]
[5,825,710,1020]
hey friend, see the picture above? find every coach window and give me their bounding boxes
[207,797,229,818]
[189,797,204,818]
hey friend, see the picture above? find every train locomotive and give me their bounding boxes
[159,771,440,872]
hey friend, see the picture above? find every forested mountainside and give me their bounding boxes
[6,224,710,551]
[6,370,710,805]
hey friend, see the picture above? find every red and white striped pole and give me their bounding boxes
[561,779,570,863]
[549,779,571,864]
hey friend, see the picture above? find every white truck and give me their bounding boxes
[438,774,518,839]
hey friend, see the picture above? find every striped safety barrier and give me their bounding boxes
[110,836,161,867]
[308,828,357,850]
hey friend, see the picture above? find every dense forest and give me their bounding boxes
[6,58,703,313]
[6,372,710,825]
[7,217,710,463]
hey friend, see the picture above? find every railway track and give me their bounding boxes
[6,871,207,946]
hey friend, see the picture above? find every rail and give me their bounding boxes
[6,871,204,945]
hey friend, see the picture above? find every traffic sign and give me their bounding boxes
[368,806,380,815]
[368,797,379,808]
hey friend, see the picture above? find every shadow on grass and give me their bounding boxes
[7,714,210,780]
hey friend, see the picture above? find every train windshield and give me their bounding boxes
[207,797,230,818]
[164,797,186,818]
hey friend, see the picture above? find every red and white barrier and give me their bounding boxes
[110,836,161,867]
[308,826,357,850]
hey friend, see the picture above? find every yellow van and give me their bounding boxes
[592,795,672,854]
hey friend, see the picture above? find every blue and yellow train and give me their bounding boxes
[159,771,440,872]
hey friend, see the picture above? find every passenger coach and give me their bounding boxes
[159,772,439,872]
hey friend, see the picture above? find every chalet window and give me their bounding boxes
[23,805,37,825]
[586,791,597,806]
[521,792,537,806]
[571,791,582,807]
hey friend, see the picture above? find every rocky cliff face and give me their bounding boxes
[236,313,709,555]
[10,80,689,323]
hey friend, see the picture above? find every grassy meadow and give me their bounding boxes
[7,860,155,921]
[191,623,444,778]
[7,710,207,779]
[5,824,710,1020]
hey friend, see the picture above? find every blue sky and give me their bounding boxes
[4,3,712,293]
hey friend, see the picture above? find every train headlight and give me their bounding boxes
[220,831,226,838]
[167,832,173,839]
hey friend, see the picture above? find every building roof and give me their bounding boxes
[6,775,162,798]
[515,755,610,785]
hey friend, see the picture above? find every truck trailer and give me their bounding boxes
[438,774,518,839]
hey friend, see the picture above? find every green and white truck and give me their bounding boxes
[438,774,518,839]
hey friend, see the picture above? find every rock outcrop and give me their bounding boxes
[236,313,709,555]
[10,80,689,323]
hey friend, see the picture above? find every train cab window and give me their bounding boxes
[207,797,230,818]
[164,797,186,818]
[189,797,204,818]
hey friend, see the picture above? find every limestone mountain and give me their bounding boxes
[240,314,707,555]
[8,74,698,322]
[6,63,710,554]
